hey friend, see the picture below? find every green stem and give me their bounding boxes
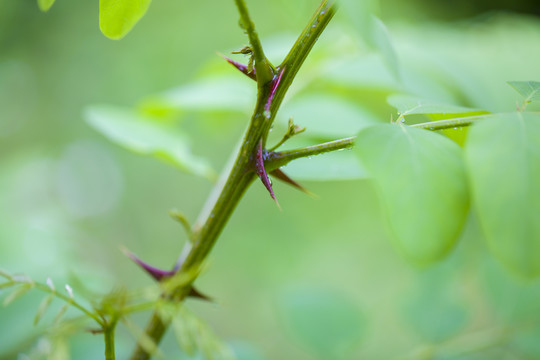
[129,2,336,359]
[411,114,490,131]
[104,322,117,360]
[265,136,355,171]
[32,282,103,326]
[234,0,274,85]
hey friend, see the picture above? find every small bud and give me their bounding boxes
[46,277,55,292]
[65,284,74,299]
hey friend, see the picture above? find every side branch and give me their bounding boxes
[265,137,355,171]
[411,115,489,131]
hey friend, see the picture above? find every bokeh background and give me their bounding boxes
[2,0,540,359]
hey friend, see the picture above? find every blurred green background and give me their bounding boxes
[2,0,540,359]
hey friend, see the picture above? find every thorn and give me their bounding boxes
[188,287,212,302]
[120,246,175,282]
[255,140,280,208]
[217,52,256,81]
[270,169,316,197]
[264,66,285,114]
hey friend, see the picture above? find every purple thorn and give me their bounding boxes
[121,246,175,282]
[264,67,285,114]
[255,140,279,207]
[270,168,314,196]
[188,287,212,302]
[218,53,257,81]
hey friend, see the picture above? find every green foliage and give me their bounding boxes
[164,303,236,360]
[7,1,540,359]
[140,76,255,116]
[340,0,400,80]
[85,105,215,180]
[37,0,55,12]
[355,124,469,264]
[99,0,152,40]
[465,112,540,278]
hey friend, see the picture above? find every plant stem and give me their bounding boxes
[104,322,117,360]
[234,0,274,86]
[32,282,103,326]
[129,1,336,359]
[265,136,355,171]
[411,114,491,131]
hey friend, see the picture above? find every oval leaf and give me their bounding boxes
[465,112,540,278]
[99,0,152,40]
[37,0,55,12]
[84,105,215,179]
[355,124,469,264]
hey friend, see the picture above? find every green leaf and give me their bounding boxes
[507,81,540,103]
[122,317,161,356]
[338,0,400,80]
[167,303,235,359]
[54,303,70,324]
[3,284,33,306]
[465,112,540,278]
[369,16,400,81]
[278,287,365,359]
[37,0,55,12]
[355,124,469,264]
[34,294,54,325]
[99,0,152,40]
[388,95,485,118]
[144,76,255,114]
[84,105,215,179]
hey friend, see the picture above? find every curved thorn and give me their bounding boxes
[264,66,285,113]
[255,140,280,208]
[217,52,257,81]
[188,287,212,302]
[270,169,315,197]
[120,246,175,282]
